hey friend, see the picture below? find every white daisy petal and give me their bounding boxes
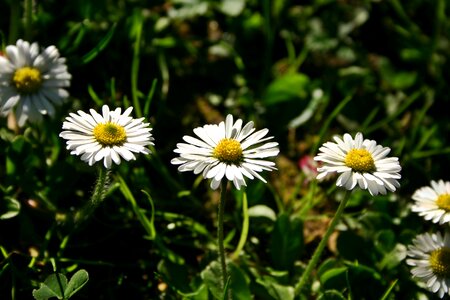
[214,164,227,182]
[211,178,221,190]
[411,180,450,225]
[0,39,71,126]
[59,105,154,168]
[171,114,278,189]
[314,132,401,195]
[406,231,450,298]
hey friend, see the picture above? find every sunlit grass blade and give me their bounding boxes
[117,174,156,240]
[380,279,398,300]
[231,191,249,260]
[87,84,103,106]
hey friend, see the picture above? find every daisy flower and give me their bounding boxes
[314,132,401,196]
[0,39,71,126]
[406,231,450,298]
[411,180,450,225]
[59,105,154,168]
[171,114,279,190]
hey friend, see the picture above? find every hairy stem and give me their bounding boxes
[74,167,111,227]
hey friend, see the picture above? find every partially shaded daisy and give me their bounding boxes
[411,180,450,225]
[0,39,71,126]
[171,114,279,190]
[406,231,450,298]
[314,132,401,196]
[59,105,154,168]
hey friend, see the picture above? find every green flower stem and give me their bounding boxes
[218,180,230,299]
[74,167,111,227]
[295,190,350,296]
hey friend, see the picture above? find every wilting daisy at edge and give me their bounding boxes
[59,104,154,168]
[406,231,450,298]
[411,179,450,225]
[0,39,71,126]
[314,132,401,196]
[171,114,279,190]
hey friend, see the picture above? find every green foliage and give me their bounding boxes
[0,0,449,299]
[32,270,89,300]
[269,213,304,271]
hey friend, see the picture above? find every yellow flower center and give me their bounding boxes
[344,149,376,173]
[213,138,243,164]
[436,194,450,211]
[430,247,450,278]
[12,67,43,94]
[93,122,127,146]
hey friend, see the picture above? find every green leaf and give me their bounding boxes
[11,136,25,152]
[319,267,348,290]
[262,73,310,105]
[33,270,89,300]
[32,273,68,300]
[269,213,303,270]
[317,258,341,279]
[64,269,89,298]
[228,263,251,300]
[201,261,222,299]
[346,263,384,298]
[378,57,417,90]
[247,205,276,221]
[0,197,21,220]
[32,286,61,300]
[317,290,346,300]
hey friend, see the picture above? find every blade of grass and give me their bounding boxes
[131,12,144,117]
[87,84,103,106]
[81,22,117,64]
[222,275,231,300]
[231,191,249,260]
[117,174,156,239]
[64,22,87,53]
[411,147,450,159]
[365,87,424,134]
[380,279,398,300]
[311,94,353,154]
[141,190,156,238]
[9,1,20,44]
[158,51,170,101]
[144,78,158,117]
